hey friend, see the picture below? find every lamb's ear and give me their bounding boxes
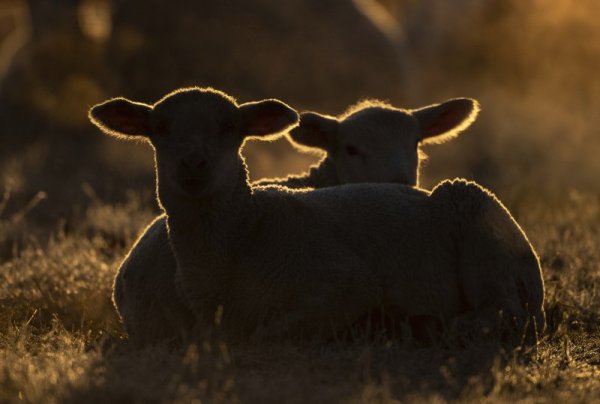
[89,98,152,140]
[413,98,480,145]
[288,112,339,151]
[239,99,299,138]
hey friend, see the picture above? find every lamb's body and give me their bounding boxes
[165,179,459,338]
[165,174,543,339]
[91,88,544,345]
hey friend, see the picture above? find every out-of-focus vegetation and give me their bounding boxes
[1,0,598,227]
[0,0,599,402]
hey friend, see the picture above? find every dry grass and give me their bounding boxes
[1,187,599,403]
[1,1,599,401]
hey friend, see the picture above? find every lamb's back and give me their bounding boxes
[240,184,462,320]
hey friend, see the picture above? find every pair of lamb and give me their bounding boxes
[90,87,545,346]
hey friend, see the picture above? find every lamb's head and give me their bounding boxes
[289,98,480,186]
[89,87,298,199]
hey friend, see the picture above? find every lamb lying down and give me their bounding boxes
[104,95,480,345]
[90,87,544,345]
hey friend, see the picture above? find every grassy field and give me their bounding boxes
[1,1,599,402]
[1,180,599,403]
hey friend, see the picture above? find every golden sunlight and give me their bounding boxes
[77,0,112,43]
[0,1,30,83]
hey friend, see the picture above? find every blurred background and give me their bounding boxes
[1,0,599,239]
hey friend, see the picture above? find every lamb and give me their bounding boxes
[256,97,479,188]
[106,96,478,345]
[90,87,545,343]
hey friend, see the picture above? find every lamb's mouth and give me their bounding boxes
[180,176,207,190]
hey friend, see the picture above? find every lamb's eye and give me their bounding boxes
[345,145,359,156]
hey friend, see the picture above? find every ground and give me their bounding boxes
[1,184,599,403]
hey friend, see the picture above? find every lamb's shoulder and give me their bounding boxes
[431,177,490,200]
[297,157,340,188]
[429,178,517,235]
[252,156,340,189]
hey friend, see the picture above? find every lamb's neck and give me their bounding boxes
[304,156,339,188]
[160,166,252,265]
[269,156,340,189]
[158,164,254,323]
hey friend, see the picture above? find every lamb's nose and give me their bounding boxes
[182,152,206,171]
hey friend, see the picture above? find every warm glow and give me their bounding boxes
[0,1,30,84]
[353,0,403,45]
[0,1,599,402]
[78,0,112,43]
